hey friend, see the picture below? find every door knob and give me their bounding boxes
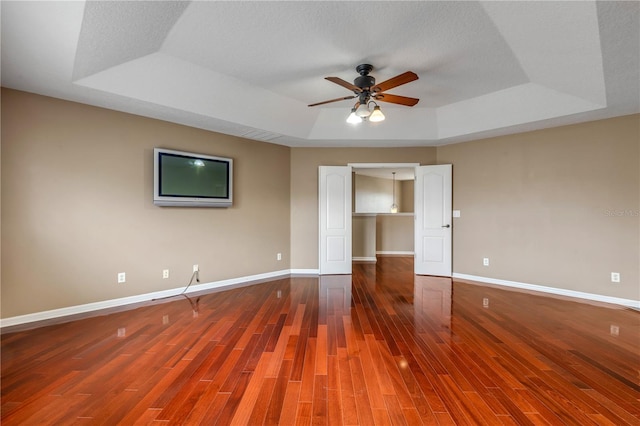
[442,224,450,228]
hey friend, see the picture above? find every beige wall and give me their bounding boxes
[376,215,414,253]
[2,89,291,317]
[437,114,640,300]
[354,174,403,213]
[290,147,438,269]
[352,214,414,257]
[352,215,376,259]
[400,180,414,213]
[2,89,638,319]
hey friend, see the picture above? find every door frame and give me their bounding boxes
[320,162,452,276]
[318,163,420,275]
[348,163,422,170]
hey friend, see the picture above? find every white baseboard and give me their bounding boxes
[290,269,320,275]
[453,273,640,309]
[0,269,292,329]
[7,269,636,330]
[353,256,377,262]
[376,251,414,256]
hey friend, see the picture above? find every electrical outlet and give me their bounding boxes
[162,269,170,279]
[277,253,282,261]
[193,264,199,272]
[610,325,619,336]
[117,272,126,283]
[483,258,490,266]
[483,298,489,308]
[611,272,620,283]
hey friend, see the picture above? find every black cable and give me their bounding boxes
[152,270,200,302]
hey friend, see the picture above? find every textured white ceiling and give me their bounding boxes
[2,1,639,147]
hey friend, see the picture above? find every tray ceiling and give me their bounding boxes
[2,1,638,147]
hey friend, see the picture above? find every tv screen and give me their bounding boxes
[153,148,233,207]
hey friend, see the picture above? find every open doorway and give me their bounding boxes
[319,163,452,276]
[352,165,416,262]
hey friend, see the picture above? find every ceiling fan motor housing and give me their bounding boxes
[354,75,375,90]
[354,64,375,89]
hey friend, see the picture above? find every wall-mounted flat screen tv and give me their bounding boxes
[154,148,233,207]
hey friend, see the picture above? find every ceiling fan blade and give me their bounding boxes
[373,93,420,107]
[308,95,357,107]
[372,71,418,93]
[325,77,363,93]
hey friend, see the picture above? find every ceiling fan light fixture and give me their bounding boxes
[369,105,385,122]
[355,103,371,118]
[310,64,419,125]
[346,108,362,124]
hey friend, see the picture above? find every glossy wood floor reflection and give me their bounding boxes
[2,258,639,425]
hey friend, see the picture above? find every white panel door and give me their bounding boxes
[319,166,352,275]
[414,165,452,276]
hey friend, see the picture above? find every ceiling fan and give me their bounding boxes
[308,64,419,123]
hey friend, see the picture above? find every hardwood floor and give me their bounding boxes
[2,257,639,425]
